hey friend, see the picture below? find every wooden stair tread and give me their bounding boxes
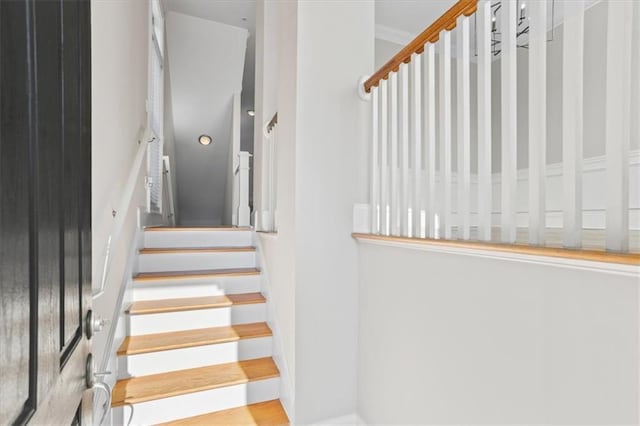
[117,322,272,355]
[128,293,266,315]
[139,246,256,254]
[134,267,260,282]
[157,400,289,426]
[111,358,279,407]
[145,226,251,232]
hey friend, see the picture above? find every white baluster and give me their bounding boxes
[424,43,437,239]
[390,71,400,236]
[456,15,471,241]
[411,53,423,238]
[605,0,633,252]
[528,0,547,246]
[237,151,252,227]
[371,86,379,234]
[380,79,390,236]
[501,0,517,243]
[439,30,452,240]
[562,0,585,248]
[399,63,411,237]
[477,0,492,242]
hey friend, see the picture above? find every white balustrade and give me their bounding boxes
[236,151,252,227]
[361,0,635,254]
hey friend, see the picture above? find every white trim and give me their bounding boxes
[354,236,640,278]
[353,203,371,234]
[310,413,364,426]
[253,233,295,422]
[375,24,415,46]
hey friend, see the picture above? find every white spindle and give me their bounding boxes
[605,0,633,252]
[399,63,411,237]
[425,44,437,239]
[390,72,400,236]
[456,15,471,240]
[501,0,517,243]
[528,0,547,246]
[411,53,423,238]
[371,86,379,234]
[380,79,390,236]
[477,0,492,242]
[439,30,452,240]
[562,0,585,248]
[237,152,252,227]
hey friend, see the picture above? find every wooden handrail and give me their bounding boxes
[364,0,478,93]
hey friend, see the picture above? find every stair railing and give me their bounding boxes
[361,0,637,253]
[234,151,252,227]
[93,128,155,299]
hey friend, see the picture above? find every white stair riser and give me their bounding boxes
[114,378,279,425]
[128,304,266,335]
[138,251,256,273]
[144,231,253,249]
[118,337,273,377]
[132,276,261,301]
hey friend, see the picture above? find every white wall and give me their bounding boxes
[253,0,281,227]
[357,242,639,424]
[294,2,373,423]
[256,0,297,418]
[375,38,402,70]
[376,2,636,176]
[254,0,374,423]
[91,0,149,367]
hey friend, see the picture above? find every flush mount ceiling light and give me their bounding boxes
[247,110,255,117]
[198,134,212,146]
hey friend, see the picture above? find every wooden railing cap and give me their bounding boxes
[364,0,478,93]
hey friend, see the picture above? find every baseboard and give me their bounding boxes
[310,413,365,426]
[252,232,295,422]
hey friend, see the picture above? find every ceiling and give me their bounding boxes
[164,0,257,149]
[375,0,456,43]
[164,10,248,225]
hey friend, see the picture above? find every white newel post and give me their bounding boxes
[237,151,252,227]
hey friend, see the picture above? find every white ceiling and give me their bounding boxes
[164,0,257,149]
[165,11,248,225]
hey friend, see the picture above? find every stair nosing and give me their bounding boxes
[139,246,256,255]
[145,226,251,232]
[133,267,261,283]
[156,399,289,426]
[117,322,273,356]
[111,358,280,407]
[127,292,266,315]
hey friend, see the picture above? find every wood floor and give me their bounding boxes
[157,400,289,426]
[112,358,280,407]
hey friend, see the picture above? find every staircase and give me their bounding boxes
[111,227,289,425]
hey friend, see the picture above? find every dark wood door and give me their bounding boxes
[0,0,92,424]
